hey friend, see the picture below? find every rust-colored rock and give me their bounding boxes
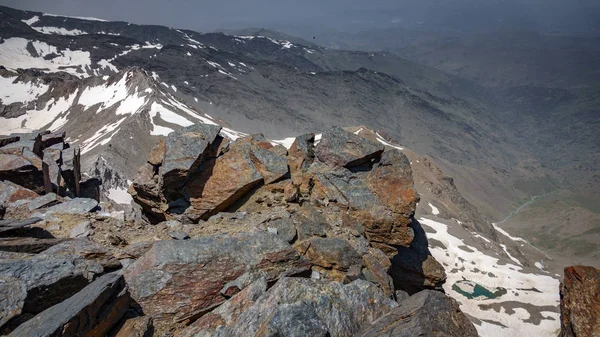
[559,265,600,337]
[148,138,166,166]
[186,138,263,219]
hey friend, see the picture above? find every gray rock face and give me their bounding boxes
[356,290,478,337]
[162,123,223,191]
[124,232,311,325]
[168,230,190,240]
[8,272,130,337]
[0,253,103,331]
[40,238,120,270]
[180,277,398,337]
[42,198,98,215]
[315,127,384,168]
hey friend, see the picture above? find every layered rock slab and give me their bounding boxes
[179,277,398,337]
[124,231,311,326]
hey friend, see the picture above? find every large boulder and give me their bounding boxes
[185,138,264,219]
[179,277,398,337]
[357,290,478,337]
[123,232,311,329]
[559,265,600,337]
[8,272,129,337]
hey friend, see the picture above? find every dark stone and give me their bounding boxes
[0,237,67,254]
[0,253,103,332]
[8,272,129,337]
[0,218,43,234]
[356,290,478,337]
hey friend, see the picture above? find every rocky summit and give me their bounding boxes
[0,125,473,337]
[558,266,600,337]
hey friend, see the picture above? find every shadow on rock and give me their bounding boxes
[389,217,446,295]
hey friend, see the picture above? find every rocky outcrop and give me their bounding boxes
[357,290,478,337]
[124,232,311,329]
[0,125,464,336]
[559,265,600,337]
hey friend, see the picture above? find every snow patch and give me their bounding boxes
[0,76,49,105]
[107,187,133,205]
[0,38,91,77]
[428,202,440,215]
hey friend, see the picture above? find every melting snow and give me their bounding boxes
[0,89,79,135]
[0,76,49,105]
[428,202,440,215]
[422,217,560,337]
[30,26,87,36]
[375,132,403,150]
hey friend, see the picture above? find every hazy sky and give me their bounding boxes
[2,0,599,33]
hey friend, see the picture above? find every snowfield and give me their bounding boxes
[0,38,91,77]
[421,217,560,337]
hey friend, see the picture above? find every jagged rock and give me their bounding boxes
[148,138,166,166]
[186,137,264,219]
[8,272,129,337]
[559,265,600,337]
[356,290,478,337]
[0,252,103,331]
[365,149,418,223]
[69,220,92,238]
[0,218,43,234]
[162,123,223,194]
[315,126,384,168]
[41,198,98,215]
[124,231,311,326]
[40,238,120,270]
[0,237,67,253]
[128,163,166,223]
[179,277,397,337]
[288,133,315,183]
[27,193,60,211]
[60,147,82,196]
[112,316,153,337]
[42,151,60,194]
